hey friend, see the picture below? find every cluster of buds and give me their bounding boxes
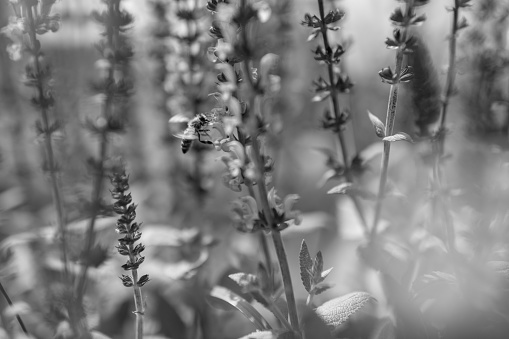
[302,5,353,133]
[377,0,432,85]
[86,0,134,135]
[203,0,301,232]
[111,170,149,288]
[2,0,61,60]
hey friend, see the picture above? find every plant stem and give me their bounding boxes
[24,2,69,283]
[0,281,29,336]
[370,0,414,238]
[438,1,459,132]
[305,292,314,307]
[76,0,118,305]
[238,0,299,334]
[128,252,145,339]
[316,0,369,235]
[430,0,461,255]
[249,136,300,336]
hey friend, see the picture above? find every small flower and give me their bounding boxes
[267,188,302,229]
[230,196,262,232]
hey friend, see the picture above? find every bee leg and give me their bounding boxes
[197,133,213,145]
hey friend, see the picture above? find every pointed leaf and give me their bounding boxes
[383,132,413,143]
[208,286,272,330]
[299,240,313,292]
[367,111,386,138]
[312,251,324,282]
[315,292,375,328]
[320,267,333,282]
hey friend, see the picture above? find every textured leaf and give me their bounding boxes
[383,132,413,143]
[367,111,386,138]
[315,292,375,328]
[299,240,313,292]
[208,286,272,330]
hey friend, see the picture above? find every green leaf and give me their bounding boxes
[312,251,324,282]
[367,111,386,138]
[208,286,272,330]
[315,292,375,328]
[383,132,413,143]
[299,240,313,292]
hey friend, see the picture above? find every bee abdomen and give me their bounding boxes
[181,139,193,154]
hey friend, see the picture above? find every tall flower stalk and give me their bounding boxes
[12,0,68,279]
[153,0,216,205]
[76,0,134,307]
[302,0,370,236]
[202,0,302,335]
[111,168,149,339]
[370,0,427,238]
[431,0,470,253]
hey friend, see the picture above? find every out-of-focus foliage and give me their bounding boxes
[0,0,509,338]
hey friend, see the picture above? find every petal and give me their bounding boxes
[283,194,300,214]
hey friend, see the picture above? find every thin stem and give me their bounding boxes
[238,0,299,334]
[370,65,402,238]
[271,231,300,336]
[438,1,459,131]
[128,253,145,339]
[250,136,300,335]
[0,280,29,336]
[24,3,69,282]
[76,0,118,304]
[76,133,109,300]
[370,0,413,238]
[431,0,461,255]
[246,181,273,278]
[305,292,314,307]
[317,0,369,235]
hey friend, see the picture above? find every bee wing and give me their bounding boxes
[169,114,191,124]
[174,133,198,140]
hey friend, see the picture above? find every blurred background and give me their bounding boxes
[1,0,509,338]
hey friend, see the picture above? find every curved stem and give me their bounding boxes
[0,281,29,336]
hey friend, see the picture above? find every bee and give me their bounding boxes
[170,113,213,154]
